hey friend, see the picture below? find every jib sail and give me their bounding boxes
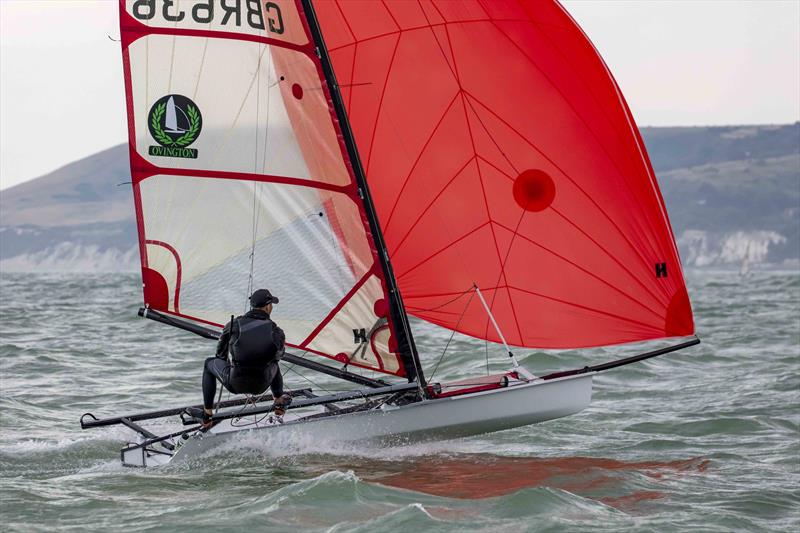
[317,0,694,349]
[119,0,417,377]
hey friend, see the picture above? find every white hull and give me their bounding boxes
[124,374,593,467]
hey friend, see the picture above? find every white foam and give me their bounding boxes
[194,427,484,463]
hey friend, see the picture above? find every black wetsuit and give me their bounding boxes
[202,309,286,409]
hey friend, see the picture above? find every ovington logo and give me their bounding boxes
[147,94,203,159]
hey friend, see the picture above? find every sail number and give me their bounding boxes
[131,0,285,35]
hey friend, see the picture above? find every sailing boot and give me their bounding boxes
[272,393,293,418]
[185,407,215,431]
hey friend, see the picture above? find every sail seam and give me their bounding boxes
[434,14,523,343]
[487,19,664,266]
[332,0,358,42]
[491,220,664,321]
[383,92,461,230]
[463,90,659,279]
[380,0,403,32]
[389,155,476,257]
[508,286,663,333]
[325,18,533,53]
[363,33,401,175]
[395,221,491,280]
[475,155,669,307]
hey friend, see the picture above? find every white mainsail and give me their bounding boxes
[120,0,414,378]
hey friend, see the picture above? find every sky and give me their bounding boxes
[1,0,798,191]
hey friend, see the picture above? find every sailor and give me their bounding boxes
[192,288,292,429]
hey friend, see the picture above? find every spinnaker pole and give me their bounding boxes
[300,0,426,389]
[540,337,701,381]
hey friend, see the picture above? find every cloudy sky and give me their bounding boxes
[1,0,798,191]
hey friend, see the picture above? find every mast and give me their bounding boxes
[299,0,426,388]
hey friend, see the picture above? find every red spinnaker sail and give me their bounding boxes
[317,0,694,348]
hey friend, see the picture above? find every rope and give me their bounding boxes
[246,44,263,309]
[284,364,335,395]
[428,286,476,381]
[411,286,476,313]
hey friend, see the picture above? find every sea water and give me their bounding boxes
[0,271,797,531]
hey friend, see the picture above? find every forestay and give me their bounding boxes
[317,0,694,349]
[119,0,413,377]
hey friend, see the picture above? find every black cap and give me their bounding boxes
[250,288,279,308]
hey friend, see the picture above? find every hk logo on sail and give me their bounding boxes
[147,94,203,159]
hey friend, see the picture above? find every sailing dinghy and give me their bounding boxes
[81,0,698,467]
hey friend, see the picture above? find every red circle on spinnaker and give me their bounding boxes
[513,169,555,212]
[292,83,304,100]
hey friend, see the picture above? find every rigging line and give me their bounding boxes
[254,42,261,176]
[483,206,526,342]
[192,40,210,99]
[475,284,527,373]
[209,45,269,165]
[191,9,212,101]
[248,41,271,305]
[429,286,476,381]
[284,365,334,395]
[260,46,274,174]
[166,0,180,93]
[279,350,337,395]
[213,383,223,415]
[229,387,276,427]
[460,94,523,342]
[145,36,149,125]
[411,285,475,313]
[485,339,490,376]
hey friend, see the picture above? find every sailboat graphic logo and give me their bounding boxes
[147,94,203,159]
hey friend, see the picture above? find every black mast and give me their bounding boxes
[300,0,426,388]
